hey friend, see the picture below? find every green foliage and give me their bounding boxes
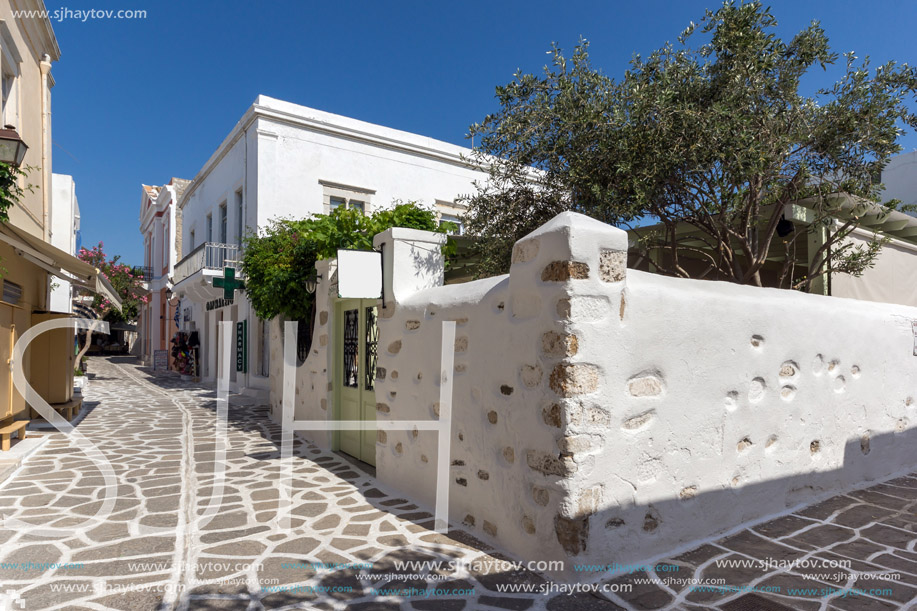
[465,1,917,289]
[242,201,450,321]
[0,163,34,224]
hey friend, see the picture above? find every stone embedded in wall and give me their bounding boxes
[810,440,821,454]
[377,431,387,444]
[405,320,421,331]
[500,385,514,396]
[541,261,590,282]
[376,403,390,414]
[379,305,396,319]
[502,447,515,463]
[532,486,550,506]
[454,363,467,373]
[679,486,697,501]
[780,386,796,401]
[376,367,386,381]
[749,377,766,403]
[391,371,399,380]
[557,435,596,456]
[320,398,327,411]
[452,459,466,466]
[895,419,907,433]
[487,411,498,425]
[411,426,418,439]
[643,510,660,533]
[477,470,489,481]
[521,364,544,388]
[765,435,778,449]
[574,485,603,518]
[861,433,871,455]
[833,376,846,393]
[779,361,798,378]
[432,402,440,418]
[555,515,588,555]
[622,410,656,430]
[394,442,403,455]
[599,249,627,283]
[421,454,429,463]
[526,450,577,477]
[568,404,611,428]
[456,477,467,487]
[463,514,475,527]
[319,335,328,347]
[512,238,540,264]
[750,335,765,349]
[627,373,664,398]
[319,311,328,325]
[387,340,402,355]
[550,363,600,397]
[737,437,753,452]
[543,403,562,428]
[850,365,861,378]
[556,295,611,322]
[522,516,536,535]
[454,336,468,353]
[541,331,579,358]
[605,518,625,529]
[483,521,497,537]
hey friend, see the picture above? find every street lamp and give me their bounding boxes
[305,272,323,294]
[0,125,28,167]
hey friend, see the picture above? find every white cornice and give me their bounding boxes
[179,97,491,210]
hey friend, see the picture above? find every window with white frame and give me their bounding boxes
[0,28,20,129]
[206,214,213,243]
[219,202,228,243]
[235,189,244,244]
[320,181,374,215]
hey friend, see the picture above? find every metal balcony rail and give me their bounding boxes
[173,242,241,284]
[132,266,153,281]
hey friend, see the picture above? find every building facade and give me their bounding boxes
[0,0,116,428]
[137,179,190,365]
[49,173,81,313]
[172,95,486,400]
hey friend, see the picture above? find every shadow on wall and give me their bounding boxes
[570,426,917,572]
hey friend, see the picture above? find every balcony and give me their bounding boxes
[132,266,153,281]
[174,242,242,285]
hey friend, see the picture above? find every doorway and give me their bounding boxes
[333,299,378,466]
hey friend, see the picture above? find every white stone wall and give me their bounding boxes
[369,212,917,580]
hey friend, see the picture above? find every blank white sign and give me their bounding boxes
[337,249,382,299]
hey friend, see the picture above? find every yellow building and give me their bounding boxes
[0,1,118,436]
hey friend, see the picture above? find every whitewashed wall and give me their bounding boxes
[369,212,917,580]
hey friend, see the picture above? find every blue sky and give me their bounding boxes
[48,0,917,266]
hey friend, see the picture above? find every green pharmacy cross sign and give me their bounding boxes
[213,267,245,300]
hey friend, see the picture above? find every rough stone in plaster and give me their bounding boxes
[477,470,489,480]
[532,486,550,506]
[387,340,402,354]
[463,515,475,527]
[502,447,515,463]
[454,336,468,353]
[568,404,611,428]
[555,515,588,555]
[574,485,603,518]
[487,411,498,425]
[599,249,627,282]
[319,311,328,325]
[556,295,610,322]
[500,385,514,396]
[622,410,656,430]
[512,238,540,264]
[549,363,600,396]
[541,331,579,358]
[377,431,387,444]
[521,364,543,388]
[557,435,596,456]
[376,403,390,414]
[483,521,497,537]
[319,335,328,347]
[541,261,589,282]
[527,451,577,477]
[405,320,421,331]
[522,516,536,534]
[543,404,562,428]
[679,486,698,500]
[627,374,664,397]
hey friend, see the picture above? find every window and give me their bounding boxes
[0,35,20,129]
[206,214,213,243]
[320,181,374,215]
[439,213,464,235]
[235,189,244,245]
[189,229,195,251]
[2,280,22,305]
[219,202,227,243]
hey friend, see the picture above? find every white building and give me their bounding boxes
[137,179,190,364]
[49,173,81,312]
[172,96,487,399]
[881,150,917,214]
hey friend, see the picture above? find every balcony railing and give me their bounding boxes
[173,242,241,284]
[132,266,153,281]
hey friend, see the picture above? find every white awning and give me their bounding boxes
[0,225,123,309]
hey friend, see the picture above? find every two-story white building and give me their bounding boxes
[49,173,81,313]
[137,178,190,365]
[171,95,487,400]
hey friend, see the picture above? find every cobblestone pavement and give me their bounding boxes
[0,357,913,611]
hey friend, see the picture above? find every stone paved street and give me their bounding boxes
[0,357,913,610]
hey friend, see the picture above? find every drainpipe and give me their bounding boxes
[39,54,52,242]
